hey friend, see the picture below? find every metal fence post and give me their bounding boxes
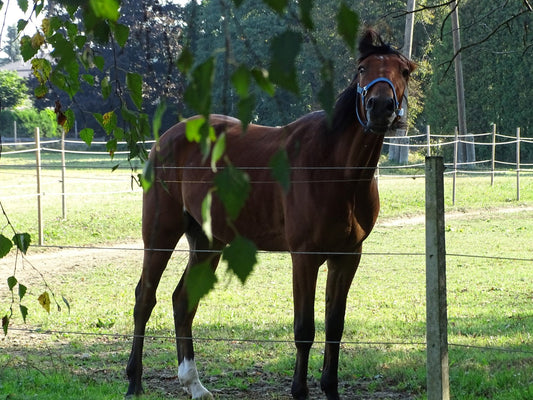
[61,128,67,219]
[425,156,450,400]
[35,127,43,246]
[516,127,520,201]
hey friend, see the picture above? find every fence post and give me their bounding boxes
[516,127,520,201]
[61,127,67,219]
[491,124,496,186]
[426,125,431,157]
[35,127,43,246]
[425,156,450,400]
[453,127,458,205]
[14,120,17,142]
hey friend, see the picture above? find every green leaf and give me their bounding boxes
[126,72,143,110]
[0,234,13,258]
[268,30,302,94]
[185,118,205,143]
[17,19,28,33]
[94,55,105,70]
[211,134,226,171]
[184,57,215,116]
[152,99,167,142]
[82,74,95,85]
[269,149,291,193]
[38,291,51,314]
[64,109,75,133]
[214,165,251,221]
[222,235,257,285]
[263,0,288,14]
[90,0,120,21]
[20,35,38,61]
[2,315,9,335]
[298,0,314,30]
[185,118,216,159]
[34,84,48,98]
[231,65,251,98]
[12,233,30,254]
[17,0,28,12]
[19,284,27,301]
[251,68,275,96]
[80,128,94,147]
[106,138,118,157]
[177,46,194,74]
[140,159,154,192]
[337,2,359,51]
[236,95,255,133]
[19,305,28,323]
[185,261,217,311]
[7,276,17,291]
[112,23,129,47]
[101,76,111,99]
[201,192,213,243]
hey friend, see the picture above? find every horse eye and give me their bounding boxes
[402,68,410,78]
[358,66,366,74]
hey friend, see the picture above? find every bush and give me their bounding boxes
[0,109,61,139]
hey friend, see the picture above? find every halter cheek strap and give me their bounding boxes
[356,77,404,130]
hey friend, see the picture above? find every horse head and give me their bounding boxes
[355,29,417,134]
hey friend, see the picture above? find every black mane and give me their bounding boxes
[328,29,404,136]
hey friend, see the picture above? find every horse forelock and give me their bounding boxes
[357,28,402,62]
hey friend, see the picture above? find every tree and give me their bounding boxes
[0,70,29,110]
[4,25,22,63]
[421,0,533,161]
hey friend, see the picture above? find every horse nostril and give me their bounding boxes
[366,97,375,111]
[386,98,395,113]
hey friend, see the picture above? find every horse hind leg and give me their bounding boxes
[173,212,224,399]
[126,195,184,396]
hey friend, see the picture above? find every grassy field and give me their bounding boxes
[0,151,532,399]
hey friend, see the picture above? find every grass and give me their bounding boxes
[1,151,532,399]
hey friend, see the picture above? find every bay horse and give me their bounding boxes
[126,29,415,400]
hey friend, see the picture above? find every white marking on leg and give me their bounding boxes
[178,358,213,399]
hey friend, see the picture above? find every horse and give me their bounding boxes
[126,29,416,400]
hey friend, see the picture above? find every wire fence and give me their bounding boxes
[1,128,532,397]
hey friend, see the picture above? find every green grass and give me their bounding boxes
[1,152,532,399]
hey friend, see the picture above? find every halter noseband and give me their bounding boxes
[356,77,404,130]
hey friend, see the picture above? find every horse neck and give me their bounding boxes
[331,124,384,178]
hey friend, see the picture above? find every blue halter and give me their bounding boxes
[356,77,404,130]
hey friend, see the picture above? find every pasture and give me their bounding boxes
[0,152,532,399]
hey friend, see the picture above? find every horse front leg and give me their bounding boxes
[320,253,360,400]
[291,254,323,400]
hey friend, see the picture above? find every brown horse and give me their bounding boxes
[126,29,415,400]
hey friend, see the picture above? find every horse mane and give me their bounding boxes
[328,29,406,136]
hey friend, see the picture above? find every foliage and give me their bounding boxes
[0,108,61,137]
[0,70,29,109]
[421,0,533,159]
[0,25,22,64]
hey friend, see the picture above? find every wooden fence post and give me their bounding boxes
[35,127,43,246]
[425,156,450,400]
[516,127,520,201]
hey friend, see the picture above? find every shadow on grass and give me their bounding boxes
[2,313,532,399]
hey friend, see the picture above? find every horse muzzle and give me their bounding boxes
[365,95,399,134]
